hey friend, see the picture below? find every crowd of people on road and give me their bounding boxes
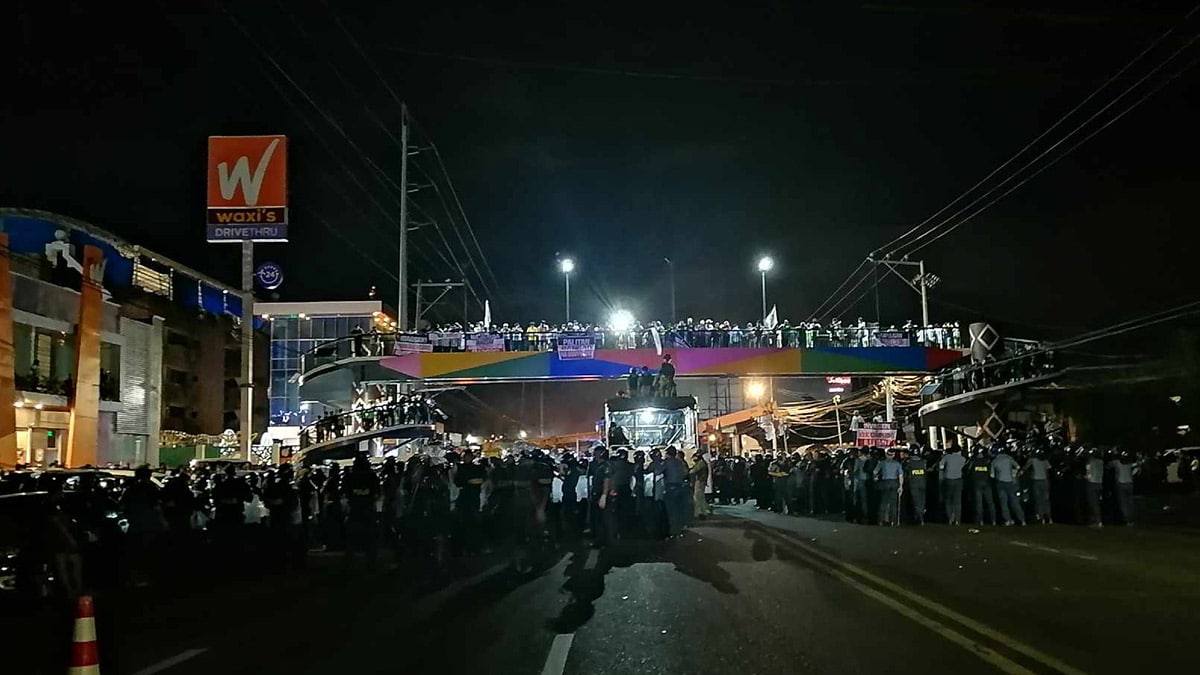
[3,427,1175,603]
[730,433,1151,528]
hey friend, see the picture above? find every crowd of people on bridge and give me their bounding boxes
[302,394,444,447]
[336,318,964,357]
[939,344,1057,396]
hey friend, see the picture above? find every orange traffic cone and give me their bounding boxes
[69,595,100,675]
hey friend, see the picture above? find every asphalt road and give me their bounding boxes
[7,505,1198,674]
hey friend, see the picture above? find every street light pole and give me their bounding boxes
[560,258,575,323]
[664,258,676,324]
[760,270,767,320]
[756,256,773,321]
[834,395,845,446]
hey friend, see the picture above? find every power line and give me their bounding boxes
[411,158,496,303]
[311,1,502,308]
[226,2,477,290]
[807,259,871,320]
[905,50,1200,256]
[812,6,1200,320]
[872,5,1199,259]
[221,5,406,201]
[244,49,454,278]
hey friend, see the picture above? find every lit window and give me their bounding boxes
[133,260,172,297]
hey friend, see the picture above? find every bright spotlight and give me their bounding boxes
[746,380,767,401]
[707,433,718,443]
[519,430,529,439]
[560,258,575,274]
[609,309,634,332]
[757,256,774,273]
[638,409,655,424]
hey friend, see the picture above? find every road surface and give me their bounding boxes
[7,504,1197,674]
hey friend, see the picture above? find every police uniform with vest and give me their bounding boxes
[968,451,996,525]
[455,459,487,553]
[1084,450,1105,527]
[991,449,1026,526]
[874,454,904,526]
[1110,453,1135,525]
[905,452,928,525]
[1025,453,1053,524]
[938,449,966,525]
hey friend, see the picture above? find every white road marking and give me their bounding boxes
[1010,540,1061,554]
[754,524,1088,675]
[407,563,508,622]
[1011,540,1099,561]
[130,648,208,675]
[541,634,575,675]
[584,549,599,570]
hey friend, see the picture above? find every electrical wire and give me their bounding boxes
[813,6,1200,318]
[904,49,1200,256]
[315,0,503,307]
[872,4,1199,259]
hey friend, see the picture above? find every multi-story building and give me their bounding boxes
[1,208,267,467]
[253,300,390,452]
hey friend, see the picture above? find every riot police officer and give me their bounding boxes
[904,444,928,525]
[344,454,380,568]
[1024,449,1053,524]
[263,464,301,566]
[1111,449,1136,525]
[991,442,1025,526]
[968,446,997,526]
[874,448,904,526]
[1083,447,1105,527]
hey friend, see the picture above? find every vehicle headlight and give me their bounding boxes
[1,546,18,561]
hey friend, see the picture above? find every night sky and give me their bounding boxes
[4,2,1197,339]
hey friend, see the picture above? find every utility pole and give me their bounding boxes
[873,257,935,343]
[917,260,930,330]
[885,377,895,422]
[398,103,410,331]
[240,240,253,461]
[833,395,844,447]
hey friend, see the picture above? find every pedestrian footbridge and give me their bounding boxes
[298,333,965,402]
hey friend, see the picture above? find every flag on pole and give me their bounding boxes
[483,300,492,329]
[764,304,778,330]
[650,326,663,355]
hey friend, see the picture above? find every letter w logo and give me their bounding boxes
[217,138,281,206]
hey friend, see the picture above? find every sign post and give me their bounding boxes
[207,135,289,461]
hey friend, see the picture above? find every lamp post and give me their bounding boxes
[664,257,676,325]
[560,258,575,322]
[757,256,774,320]
[833,394,845,446]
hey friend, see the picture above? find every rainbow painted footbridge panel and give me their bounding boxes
[376,347,963,382]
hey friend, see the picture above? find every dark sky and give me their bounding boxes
[4,0,1198,340]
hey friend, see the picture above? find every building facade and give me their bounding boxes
[1,208,267,467]
[254,300,388,452]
